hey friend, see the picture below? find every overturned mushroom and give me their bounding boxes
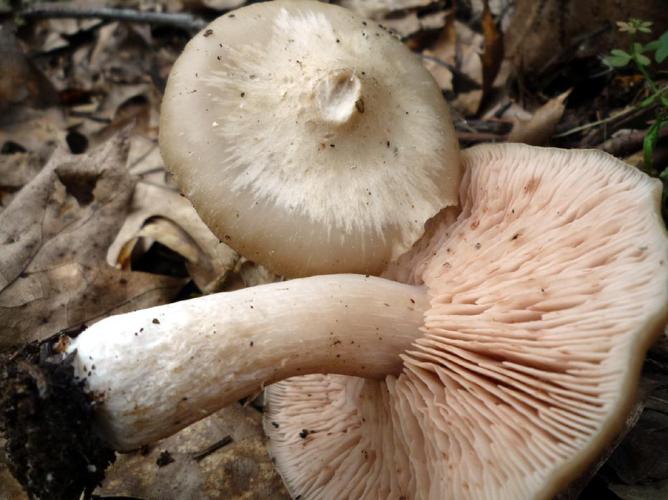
[159,0,460,278]
[264,144,668,499]
[2,144,667,499]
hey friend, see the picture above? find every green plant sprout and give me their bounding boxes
[604,19,668,171]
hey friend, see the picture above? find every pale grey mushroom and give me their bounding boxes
[159,0,460,278]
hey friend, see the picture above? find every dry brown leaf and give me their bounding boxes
[422,20,484,115]
[0,26,58,112]
[421,15,456,92]
[199,0,247,10]
[0,135,185,347]
[382,9,449,39]
[89,21,155,80]
[337,0,433,19]
[0,153,46,209]
[108,138,239,293]
[507,90,571,145]
[479,0,504,109]
[0,456,26,500]
[0,107,67,157]
[608,480,668,500]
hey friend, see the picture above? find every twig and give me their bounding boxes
[191,435,233,461]
[20,3,207,32]
[553,106,637,138]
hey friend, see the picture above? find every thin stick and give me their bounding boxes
[553,106,637,138]
[20,3,207,32]
[191,435,233,461]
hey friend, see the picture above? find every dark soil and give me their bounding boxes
[0,336,115,499]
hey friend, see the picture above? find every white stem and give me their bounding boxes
[66,274,427,450]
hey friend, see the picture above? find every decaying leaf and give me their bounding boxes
[0,25,58,111]
[422,20,484,115]
[382,9,450,39]
[0,135,185,347]
[0,452,26,500]
[337,0,433,19]
[197,0,247,11]
[479,0,504,109]
[0,108,67,157]
[508,89,571,145]
[108,138,239,293]
[0,153,45,209]
[608,480,668,500]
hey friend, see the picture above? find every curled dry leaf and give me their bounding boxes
[507,89,571,145]
[108,137,239,293]
[337,0,433,19]
[0,135,185,347]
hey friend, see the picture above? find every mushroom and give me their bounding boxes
[3,144,667,499]
[159,0,460,278]
[263,144,668,499]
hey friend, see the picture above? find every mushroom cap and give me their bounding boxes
[264,144,668,499]
[159,0,460,278]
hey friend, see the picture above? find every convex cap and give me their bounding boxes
[265,144,668,499]
[160,0,460,277]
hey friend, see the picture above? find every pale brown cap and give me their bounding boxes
[159,0,460,278]
[264,144,668,498]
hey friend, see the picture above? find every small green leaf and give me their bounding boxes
[644,120,663,169]
[661,95,668,108]
[655,32,668,63]
[604,50,631,67]
[635,53,651,66]
[660,168,668,181]
[641,94,657,107]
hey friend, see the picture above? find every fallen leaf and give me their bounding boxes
[479,0,504,110]
[0,26,58,111]
[0,107,68,157]
[508,89,571,145]
[0,152,46,209]
[423,20,484,115]
[0,135,185,347]
[609,480,668,500]
[605,407,668,484]
[108,137,239,293]
[199,0,247,10]
[338,0,433,19]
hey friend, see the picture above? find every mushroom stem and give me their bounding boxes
[66,274,427,450]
